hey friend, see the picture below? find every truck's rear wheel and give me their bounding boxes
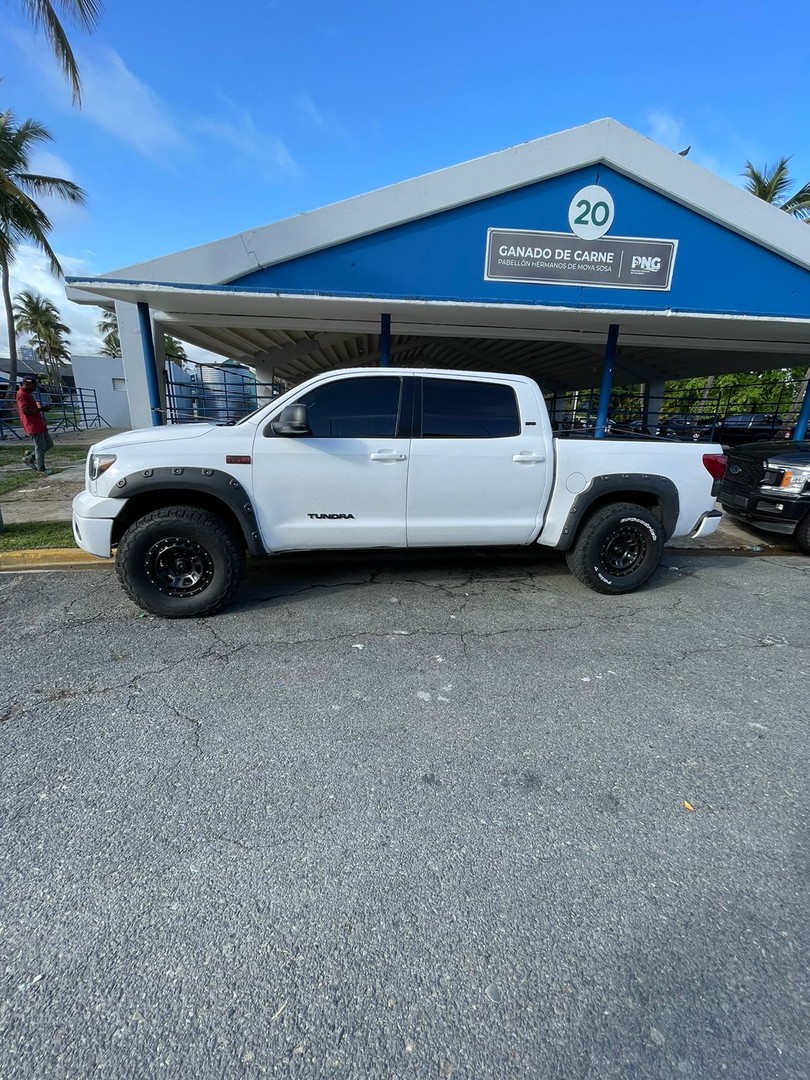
[566,502,664,594]
[116,506,245,617]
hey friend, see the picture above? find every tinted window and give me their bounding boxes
[421,378,520,438]
[723,415,757,427]
[296,376,402,438]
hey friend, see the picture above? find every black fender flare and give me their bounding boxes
[108,467,266,557]
[555,473,679,552]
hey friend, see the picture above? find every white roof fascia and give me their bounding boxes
[98,117,810,288]
[62,280,810,355]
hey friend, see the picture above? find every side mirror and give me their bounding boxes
[271,403,312,436]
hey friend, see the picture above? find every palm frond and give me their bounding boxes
[16,172,86,204]
[780,180,810,221]
[743,156,810,219]
[18,2,103,104]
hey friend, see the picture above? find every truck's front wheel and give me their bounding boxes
[116,506,245,617]
[566,502,664,594]
[795,511,810,555]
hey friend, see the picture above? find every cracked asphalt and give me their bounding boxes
[1,548,808,1079]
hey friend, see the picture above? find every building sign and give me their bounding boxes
[485,186,677,291]
[485,228,677,290]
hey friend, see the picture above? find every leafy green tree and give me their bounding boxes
[96,310,188,366]
[13,288,71,388]
[743,158,810,221]
[0,110,86,393]
[164,335,187,366]
[97,309,120,356]
[14,1,103,105]
[662,367,807,418]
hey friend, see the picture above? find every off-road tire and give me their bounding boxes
[566,502,664,594]
[116,506,245,618]
[795,511,810,555]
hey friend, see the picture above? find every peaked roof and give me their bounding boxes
[102,117,810,285]
[65,118,810,389]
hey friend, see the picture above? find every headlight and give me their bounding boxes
[761,463,810,495]
[89,453,117,481]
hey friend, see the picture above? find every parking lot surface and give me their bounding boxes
[1,549,808,1079]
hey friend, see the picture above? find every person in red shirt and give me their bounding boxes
[15,376,54,474]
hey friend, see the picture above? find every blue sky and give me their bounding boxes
[1,0,808,358]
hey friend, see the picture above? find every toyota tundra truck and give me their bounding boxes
[72,368,726,617]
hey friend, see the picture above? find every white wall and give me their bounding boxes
[70,355,132,429]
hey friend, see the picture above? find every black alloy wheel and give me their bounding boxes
[145,535,215,597]
[566,502,664,594]
[116,506,246,617]
[599,521,649,577]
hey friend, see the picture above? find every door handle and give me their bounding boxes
[512,452,546,463]
[369,451,407,462]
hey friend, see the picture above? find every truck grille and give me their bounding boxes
[723,454,765,489]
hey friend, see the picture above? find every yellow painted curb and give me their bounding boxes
[0,547,113,571]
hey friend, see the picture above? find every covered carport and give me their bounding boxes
[65,118,810,439]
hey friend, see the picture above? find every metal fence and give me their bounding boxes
[165,362,283,424]
[0,386,109,439]
[548,381,806,441]
[161,361,807,441]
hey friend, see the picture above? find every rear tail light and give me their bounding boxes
[702,453,727,480]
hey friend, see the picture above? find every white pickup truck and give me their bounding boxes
[73,367,726,617]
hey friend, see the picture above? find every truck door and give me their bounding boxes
[251,374,413,550]
[406,375,551,546]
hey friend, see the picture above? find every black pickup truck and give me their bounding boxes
[718,440,810,553]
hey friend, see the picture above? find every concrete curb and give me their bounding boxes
[0,536,785,573]
[0,548,112,571]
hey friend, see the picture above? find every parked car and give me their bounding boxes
[718,440,810,553]
[658,414,717,439]
[610,420,658,438]
[693,413,784,445]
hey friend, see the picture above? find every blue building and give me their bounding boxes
[66,119,810,436]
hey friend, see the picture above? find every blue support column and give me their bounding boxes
[792,376,810,441]
[379,313,391,367]
[137,302,164,426]
[595,324,619,439]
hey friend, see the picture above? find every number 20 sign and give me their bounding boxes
[568,185,615,240]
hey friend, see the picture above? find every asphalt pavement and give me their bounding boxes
[1,541,808,1079]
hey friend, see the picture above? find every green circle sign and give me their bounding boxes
[568,186,615,240]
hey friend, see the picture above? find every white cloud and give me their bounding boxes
[196,100,299,179]
[3,25,185,158]
[0,246,104,360]
[78,46,186,157]
[294,92,347,139]
[26,149,90,230]
[0,247,226,371]
[644,110,687,152]
[296,92,325,129]
[642,110,744,185]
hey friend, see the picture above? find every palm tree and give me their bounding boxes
[164,335,188,366]
[0,110,86,394]
[13,289,71,388]
[96,310,188,365]
[14,1,103,105]
[743,158,810,220]
[97,309,120,357]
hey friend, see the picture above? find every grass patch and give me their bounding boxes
[0,445,86,467]
[0,471,41,498]
[0,520,76,551]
